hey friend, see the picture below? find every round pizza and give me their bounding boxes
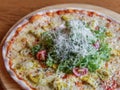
[2,7,120,90]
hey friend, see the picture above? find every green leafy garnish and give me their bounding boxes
[94,27,107,40]
[31,20,111,73]
[31,45,41,56]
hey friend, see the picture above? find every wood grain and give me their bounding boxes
[0,1,120,90]
[0,0,120,42]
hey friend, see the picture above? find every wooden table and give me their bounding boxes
[0,0,120,90]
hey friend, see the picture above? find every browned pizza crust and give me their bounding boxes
[3,8,120,90]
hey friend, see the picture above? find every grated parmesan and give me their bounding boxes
[52,20,97,61]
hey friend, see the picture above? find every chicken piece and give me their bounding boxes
[97,69,109,81]
[81,74,97,89]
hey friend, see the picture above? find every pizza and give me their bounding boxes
[2,8,120,90]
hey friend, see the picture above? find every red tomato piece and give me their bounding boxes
[36,50,46,61]
[73,68,88,77]
[93,41,100,50]
[95,26,99,30]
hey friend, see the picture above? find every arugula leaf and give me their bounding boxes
[31,44,41,56]
[41,32,54,49]
[58,60,73,73]
[46,54,54,67]
[94,27,107,40]
[31,20,111,73]
[99,42,111,61]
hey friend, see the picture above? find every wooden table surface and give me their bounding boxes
[0,0,120,90]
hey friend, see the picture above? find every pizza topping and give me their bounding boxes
[53,79,67,90]
[31,19,111,73]
[31,44,41,56]
[105,31,113,37]
[15,64,25,72]
[93,41,100,50]
[89,20,99,30]
[29,29,43,38]
[95,26,99,30]
[75,81,83,87]
[27,74,43,84]
[36,50,46,61]
[112,71,120,87]
[20,48,31,56]
[73,68,88,77]
[104,80,117,90]
[81,75,97,88]
[6,9,119,90]
[27,74,40,84]
[61,14,74,21]
[111,49,120,56]
[96,69,109,81]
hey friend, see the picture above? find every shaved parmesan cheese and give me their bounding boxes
[53,20,97,60]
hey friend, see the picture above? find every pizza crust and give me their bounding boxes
[2,5,120,90]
